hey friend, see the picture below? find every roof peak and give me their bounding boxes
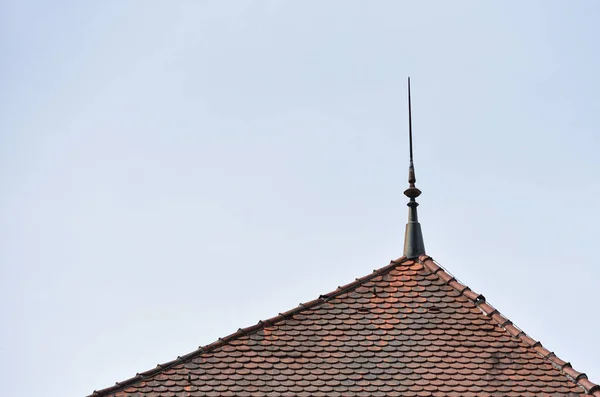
[89,254,600,397]
[403,77,426,259]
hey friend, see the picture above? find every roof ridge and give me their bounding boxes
[89,256,411,397]
[418,254,600,397]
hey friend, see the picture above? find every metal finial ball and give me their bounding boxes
[404,186,422,198]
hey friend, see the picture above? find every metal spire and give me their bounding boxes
[403,77,426,259]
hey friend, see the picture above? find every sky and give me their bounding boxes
[1,1,599,396]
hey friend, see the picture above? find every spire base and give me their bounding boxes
[403,221,426,259]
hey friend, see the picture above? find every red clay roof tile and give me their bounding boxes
[90,255,597,397]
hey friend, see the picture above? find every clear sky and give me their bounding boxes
[1,2,599,396]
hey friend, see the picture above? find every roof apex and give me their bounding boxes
[90,253,598,397]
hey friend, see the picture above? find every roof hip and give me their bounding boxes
[418,254,600,397]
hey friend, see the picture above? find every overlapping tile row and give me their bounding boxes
[91,256,598,397]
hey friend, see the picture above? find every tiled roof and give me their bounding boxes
[90,255,599,397]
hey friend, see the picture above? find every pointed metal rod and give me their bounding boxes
[408,77,413,164]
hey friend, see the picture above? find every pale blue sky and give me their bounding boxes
[1,2,599,397]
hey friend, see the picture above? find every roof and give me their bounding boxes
[90,255,599,397]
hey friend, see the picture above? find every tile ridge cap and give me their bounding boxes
[418,254,599,396]
[88,255,410,397]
